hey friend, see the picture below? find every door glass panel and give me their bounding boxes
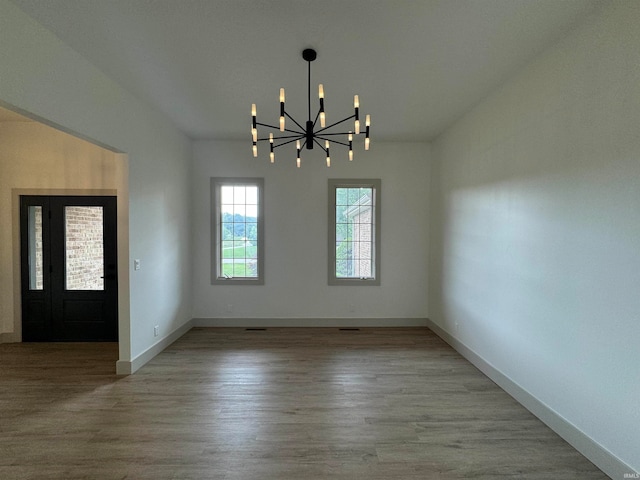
[28,206,43,290]
[65,206,104,291]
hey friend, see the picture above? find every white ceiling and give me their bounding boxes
[10,0,600,142]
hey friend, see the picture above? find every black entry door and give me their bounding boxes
[20,196,118,341]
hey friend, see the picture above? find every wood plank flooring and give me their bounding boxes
[0,328,608,479]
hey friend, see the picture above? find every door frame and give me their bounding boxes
[9,188,129,347]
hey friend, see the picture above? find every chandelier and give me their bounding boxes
[251,48,370,168]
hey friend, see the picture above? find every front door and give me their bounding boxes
[20,196,118,341]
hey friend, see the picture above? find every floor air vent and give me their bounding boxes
[339,328,360,331]
[245,328,267,331]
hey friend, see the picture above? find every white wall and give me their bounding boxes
[192,140,430,324]
[429,1,639,475]
[0,0,192,372]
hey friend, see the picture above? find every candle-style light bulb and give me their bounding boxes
[365,114,370,150]
[252,142,257,157]
[297,157,301,168]
[354,95,360,134]
[319,84,326,128]
[348,132,353,161]
[296,140,301,168]
[279,88,285,132]
[269,133,274,163]
[325,140,331,167]
[251,103,257,141]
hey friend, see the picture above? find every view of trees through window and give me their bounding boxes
[220,185,258,278]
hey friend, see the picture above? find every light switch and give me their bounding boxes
[134,259,141,271]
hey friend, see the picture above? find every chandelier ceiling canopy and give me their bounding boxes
[251,48,370,168]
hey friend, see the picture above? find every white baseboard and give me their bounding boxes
[425,318,636,480]
[192,317,429,328]
[116,319,194,375]
[0,332,20,343]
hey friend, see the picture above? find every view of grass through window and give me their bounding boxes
[335,187,375,278]
[220,185,258,278]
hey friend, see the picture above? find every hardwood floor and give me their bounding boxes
[0,328,607,479]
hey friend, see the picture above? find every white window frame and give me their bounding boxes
[328,178,381,286]
[211,177,265,285]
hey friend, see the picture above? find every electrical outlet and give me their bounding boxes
[154,325,159,337]
[134,259,141,271]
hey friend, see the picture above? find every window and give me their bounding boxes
[329,179,381,286]
[211,178,264,285]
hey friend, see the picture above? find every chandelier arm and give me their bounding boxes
[315,114,356,134]
[284,111,306,132]
[315,136,350,147]
[256,122,304,135]
[312,109,321,129]
[273,135,305,148]
[257,134,303,142]
[313,138,328,152]
[317,132,358,136]
[255,121,280,129]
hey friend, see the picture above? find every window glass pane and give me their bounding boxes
[246,204,258,218]
[221,222,233,240]
[222,262,233,277]
[221,186,234,204]
[233,186,246,204]
[233,241,246,258]
[221,204,234,216]
[336,241,351,260]
[336,260,350,278]
[65,206,104,290]
[246,186,258,205]
[336,205,348,221]
[234,204,246,218]
[222,240,234,258]
[246,222,258,241]
[336,189,346,205]
[28,206,43,290]
[348,188,361,204]
[233,263,246,277]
